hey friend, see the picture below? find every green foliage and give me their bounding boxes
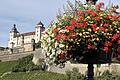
[35,42,41,48]
[65,67,86,80]
[12,54,44,72]
[1,71,67,80]
[0,61,17,76]
[65,68,120,80]
[94,70,120,80]
[2,61,120,80]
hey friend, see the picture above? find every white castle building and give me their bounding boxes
[8,21,45,52]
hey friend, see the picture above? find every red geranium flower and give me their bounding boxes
[95,2,104,11]
[87,43,96,49]
[99,27,105,32]
[78,23,83,27]
[77,16,84,21]
[87,10,98,17]
[103,47,109,53]
[78,21,88,27]
[104,41,112,47]
[53,28,59,33]
[117,40,120,44]
[94,17,101,21]
[112,16,118,21]
[70,33,77,39]
[70,19,77,26]
[95,5,101,11]
[77,10,84,16]
[91,24,97,28]
[103,23,109,27]
[91,24,97,31]
[93,27,97,32]
[65,25,75,31]
[59,53,65,59]
[112,33,119,41]
[61,33,69,40]
[106,15,112,19]
[56,35,61,41]
[83,21,88,27]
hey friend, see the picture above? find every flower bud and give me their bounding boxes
[88,28,92,32]
[96,38,99,41]
[79,33,82,36]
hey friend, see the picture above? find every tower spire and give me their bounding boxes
[37,21,44,27]
[10,24,19,33]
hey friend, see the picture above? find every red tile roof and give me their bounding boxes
[21,32,35,36]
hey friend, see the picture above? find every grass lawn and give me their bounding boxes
[0,61,17,76]
[0,61,66,80]
[1,71,66,80]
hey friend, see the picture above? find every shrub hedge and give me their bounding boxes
[12,54,44,72]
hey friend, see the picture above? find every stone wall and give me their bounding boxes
[32,48,120,74]
[0,51,34,62]
[49,62,120,74]
[0,50,9,56]
[24,44,33,52]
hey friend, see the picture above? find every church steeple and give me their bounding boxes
[36,21,44,27]
[35,21,45,43]
[10,24,19,33]
[36,21,45,32]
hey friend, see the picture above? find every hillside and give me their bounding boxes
[0,57,66,80]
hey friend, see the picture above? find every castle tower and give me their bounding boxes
[35,21,45,43]
[8,24,19,48]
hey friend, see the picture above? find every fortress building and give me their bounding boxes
[8,21,45,52]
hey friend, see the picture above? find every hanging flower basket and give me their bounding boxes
[42,1,120,64]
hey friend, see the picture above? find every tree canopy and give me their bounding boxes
[42,1,120,65]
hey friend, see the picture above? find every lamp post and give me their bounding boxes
[86,0,98,80]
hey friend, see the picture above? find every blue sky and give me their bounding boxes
[0,0,120,47]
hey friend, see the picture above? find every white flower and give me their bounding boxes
[59,44,65,48]
[55,42,59,48]
[59,29,67,33]
[51,33,55,37]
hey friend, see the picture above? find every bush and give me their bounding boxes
[65,67,86,80]
[94,70,120,80]
[65,68,120,80]
[12,54,44,72]
[35,41,41,48]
